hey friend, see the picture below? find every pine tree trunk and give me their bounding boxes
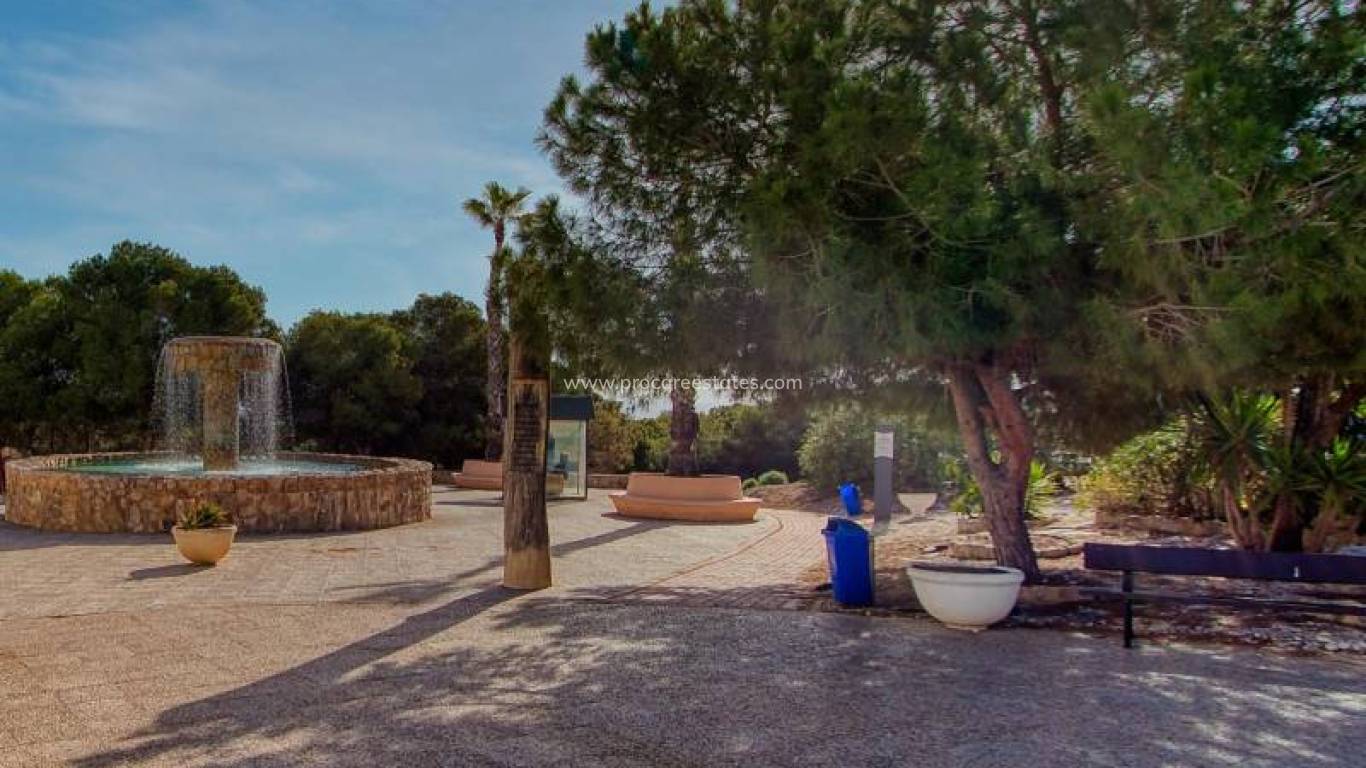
[946,364,1042,582]
[666,384,699,476]
[502,338,550,590]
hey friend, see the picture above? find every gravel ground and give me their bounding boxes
[786,489,1366,655]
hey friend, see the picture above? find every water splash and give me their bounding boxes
[152,337,294,466]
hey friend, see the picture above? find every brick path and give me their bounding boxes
[0,488,825,620]
[597,509,828,610]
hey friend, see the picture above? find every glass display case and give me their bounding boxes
[547,395,592,499]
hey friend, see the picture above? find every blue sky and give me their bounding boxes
[0,0,639,326]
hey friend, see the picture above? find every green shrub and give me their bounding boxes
[797,404,955,493]
[756,470,789,486]
[1078,418,1216,519]
[696,403,806,478]
[628,414,670,472]
[177,502,230,529]
[946,458,1055,519]
[741,477,760,493]
[587,398,635,473]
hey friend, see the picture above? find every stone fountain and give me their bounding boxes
[161,337,285,471]
[4,336,433,533]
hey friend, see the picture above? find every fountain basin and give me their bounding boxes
[3,452,432,533]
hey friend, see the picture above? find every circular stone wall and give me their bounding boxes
[3,452,432,533]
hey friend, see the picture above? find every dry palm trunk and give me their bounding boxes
[945,362,1042,582]
[502,339,551,590]
[484,266,507,461]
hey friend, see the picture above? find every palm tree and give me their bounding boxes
[463,181,531,460]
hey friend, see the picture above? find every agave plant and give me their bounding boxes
[1190,392,1277,550]
[1301,439,1366,552]
[1193,390,1366,552]
[1255,441,1316,551]
[948,457,1055,520]
[177,502,231,530]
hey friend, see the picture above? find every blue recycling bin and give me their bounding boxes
[822,517,874,606]
[839,483,862,516]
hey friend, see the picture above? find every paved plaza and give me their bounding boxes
[1,488,1363,767]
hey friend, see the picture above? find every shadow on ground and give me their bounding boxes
[126,564,204,580]
[69,584,1366,768]
[0,520,170,551]
[316,520,671,607]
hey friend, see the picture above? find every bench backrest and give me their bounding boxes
[625,473,742,500]
[460,460,502,477]
[1084,543,1366,585]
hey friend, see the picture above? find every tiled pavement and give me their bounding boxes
[598,506,828,610]
[3,487,1365,766]
[0,487,812,620]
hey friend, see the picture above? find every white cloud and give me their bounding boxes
[0,0,615,323]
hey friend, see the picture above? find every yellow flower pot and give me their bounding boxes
[172,525,237,565]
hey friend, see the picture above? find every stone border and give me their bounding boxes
[1093,508,1225,537]
[432,470,629,490]
[588,473,629,489]
[4,451,432,533]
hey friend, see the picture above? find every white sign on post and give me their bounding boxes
[873,431,894,459]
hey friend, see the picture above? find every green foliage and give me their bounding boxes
[947,458,1056,521]
[797,403,955,494]
[464,181,533,458]
[696,402,806,479]
[287,293,488,465]
[1082,394,1363,550]
[1079,2,1366,397]
[742,477,760,493]
[177,502,230,530]
[1190,392,1280,500]
[544,1,1365,575]
[628,414,671,472]
[1134,390,1366,551]
[1302,438,1366,551]
[1078,420,1216,520]
[286,312,424,456]
[584,398,635,474]
[462,181,532,327]
[756,470,789,486]
[538,9,775,473]
[389,294,488,466]
[0,242,270,453]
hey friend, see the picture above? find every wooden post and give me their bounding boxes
[502,339,551,590]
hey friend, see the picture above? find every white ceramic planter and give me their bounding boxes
[907,562,1024,631]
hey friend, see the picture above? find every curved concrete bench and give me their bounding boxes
[609,473,760,522]
[453,459,502,491]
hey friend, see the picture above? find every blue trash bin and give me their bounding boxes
[839,483,862,516]
[822,517,874,606]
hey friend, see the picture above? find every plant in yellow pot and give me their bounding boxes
[172,502,237,565]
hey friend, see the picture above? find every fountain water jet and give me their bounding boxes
[156,336,290,470]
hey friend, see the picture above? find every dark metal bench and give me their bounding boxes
[1082,543,1366,647]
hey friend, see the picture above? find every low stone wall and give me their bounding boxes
[433,470,629,490]
[1094,508,1225,538]
[4,452,432,534]
[588,473,629,490]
